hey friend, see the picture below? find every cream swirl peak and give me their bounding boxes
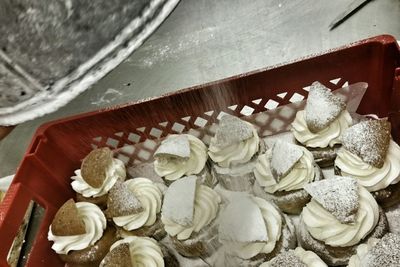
[154,134,207,181]
[219,195,282,259]
[113,178,162,231]
[291,110,352,148]
[335,140,400,192]
[162,177,221,240]
[254,145,315,193]
[209,115,260,168]
[71,158,126,198]
[107,236,164,267]
[302,185,379,247]
[48,202,106,254]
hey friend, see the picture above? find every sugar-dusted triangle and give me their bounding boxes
[269,250,306,267]
[305,81,346,133]
[270,140,304,181]
[106,181,143,217]
[101,243,132,267]
[219,194,268,242]
[162,175,197,226]
[342,120,391,168]
[51,199,86,236]
[81,147,113,188]
[211,115,254,148]
[365,233,400,266]
[154,134,191,158]
[304,176,359,223]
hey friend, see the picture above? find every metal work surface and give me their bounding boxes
[0,0,399,177]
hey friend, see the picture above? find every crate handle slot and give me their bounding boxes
[0,183,34,266]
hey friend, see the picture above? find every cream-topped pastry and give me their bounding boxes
[302,177,378,247]
[71,148,126,198]
[254,141,315,193]
[161,176,221,257]
[208,114,260,168]
[154,134,208,181]
[291,82,352,148]
[219,195,282,259]
[253,140,320,214]
[48,200,106,254]
[348,233,400,267]
[162,176,220,240]
[335,120,400,192]
[113,178,162,231]
[219,194,296,264]
[260,247,327,267]
[298,176,388,266]
[101,236,164,267]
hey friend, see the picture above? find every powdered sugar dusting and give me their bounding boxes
[162,176,197,226]
[270,140,303,181]
[267,250,306,267]
[107,181,143,217]
[154,135,191,158]
[363,233,400,266]
[342,120,391,168]
[305,81,346,133]
[304,176,359,223]
[218,194,268,242]
[211,115,254,148]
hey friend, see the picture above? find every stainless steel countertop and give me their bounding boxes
[1,0,399,177]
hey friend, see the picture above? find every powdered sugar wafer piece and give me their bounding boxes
[305,82,346,133]
[304,176,359,223]
[162,175,197,226]
[364,233,400,266]
[81,147,113,188]
[342,120,391,168]
[270,140,303,181]
[51,199,86,236]
[267,250,306,267]
[101,243,132,267]
[218,194,268,242]
[154,135,191,158]
[211,115,254,148]
[106,181,143,217]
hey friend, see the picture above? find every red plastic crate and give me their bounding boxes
[0,35,399,267]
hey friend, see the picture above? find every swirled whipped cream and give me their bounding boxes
[162,184,221,240]
[208,115,260,168]
[220,196,282,259]
[335,140,400,192]
[71,158,126,198]
[260,247,327,267]
[48,202,106,254]
[154,134,207,181]
[291,110,352,148]
[302,185,379,247]
[113,178,162,231]
[110,236,164,267]
[254,146,315,193]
